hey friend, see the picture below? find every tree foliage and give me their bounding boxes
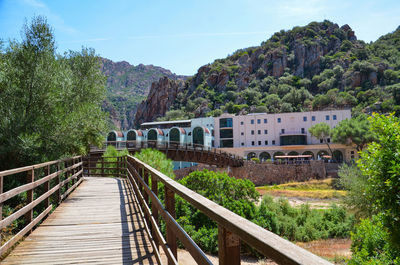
[309,123,333,157]
[0,16,107,170]
[357,113,400,249]
[332,114,376,151]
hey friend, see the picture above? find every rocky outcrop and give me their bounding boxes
[100,58,186,129]
[133,21,395,125]
[134,77,185,127]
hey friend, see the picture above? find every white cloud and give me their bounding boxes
[277,0,331,16]
[127,31,270,40]
[22,0,46,8]
[20,0,78,35]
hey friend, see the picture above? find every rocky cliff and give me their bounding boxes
[134,21,400,126]
[100,58,186,129]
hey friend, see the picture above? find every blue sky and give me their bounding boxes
[1,0,399,75]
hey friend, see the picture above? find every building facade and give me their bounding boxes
[107,109,357,162]
[213,109,356,162]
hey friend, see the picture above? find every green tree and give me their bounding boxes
[309,123,333,158]
[134,148,175,179]
[332,115,376,151]
[0,16,107,170]
[357,113,400,249]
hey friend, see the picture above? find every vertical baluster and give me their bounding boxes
[55,162,61,205]
[64,161,69,192]
[165,186,177,264]
[25,168,34,228]
[117,156,120,178]
[143,168,150,230]
[0,175,3,245]
[151,172,159,251]
[44,164,50,208]
[101,157,104,177]
[218,225,240,265]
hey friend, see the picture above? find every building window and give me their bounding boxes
[251,130,254,135]
[251,141,255,146]
[265,140,268,145]
[301,128,305,134]
[281,129,285,134]
[277,118,281,123]
[333,115,337,120]
[241,132,244,136]
[320,139,323,143]
[240,121,244,125]
[303,116,307,122]
[220,139,233,148]
[264,129,268,134]
[220,118,233,128]
[251,119,254,124]
[312,116,316,121]
[327,138,331,143]
[258,141,261,145]
[264,118,267,123]
[351,151,354,154]
[326,115,330,121]
[272,140,275,145]
[258,130,261,135]
[241,142,244,146]
[257,119,261,124]
[220,129,233,138]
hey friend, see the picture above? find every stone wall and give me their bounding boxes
[174,161,327,186]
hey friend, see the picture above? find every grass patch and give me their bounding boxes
[256,178,347,199]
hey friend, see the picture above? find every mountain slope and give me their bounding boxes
[135,21,400,127]
[100,58,186,129]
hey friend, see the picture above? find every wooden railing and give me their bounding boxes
[125,155,332,265]
[89,140,244,167]
[0,156,83,256]
[82,156,127,178]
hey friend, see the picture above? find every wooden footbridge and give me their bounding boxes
[89,141,244,167]
[0,155,331,265]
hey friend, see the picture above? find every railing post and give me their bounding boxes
[151,173,159,251]
[72,158,76,186]
[101,157,104,177]
[55,162,61,205]
[143,168,150,231]
[44,165,50,208]
[0,175,3,244]
[117,156,120,178]
[218,225,240,265]
[25,168,34,227]
[165,186,177,264]
[64,161,69,191]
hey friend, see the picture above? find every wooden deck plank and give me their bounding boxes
[2,177,158,265]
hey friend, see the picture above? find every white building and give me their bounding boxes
[213,109,356,162]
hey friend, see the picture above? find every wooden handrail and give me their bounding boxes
[126,155,332,265]
[0,156,83,256]
[90,141,244,167]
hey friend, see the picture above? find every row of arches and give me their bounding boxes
[106,126,210,146]
[247,150,343,162]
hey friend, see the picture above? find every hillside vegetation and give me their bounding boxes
[135,21,400,126]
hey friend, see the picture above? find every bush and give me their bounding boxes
[350,215,400,265]
[97,145,129,177]
[253,195,354,242]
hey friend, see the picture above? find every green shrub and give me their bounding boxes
[97,145,129,177]
[253,195,354,242]
[349,215,400,265]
